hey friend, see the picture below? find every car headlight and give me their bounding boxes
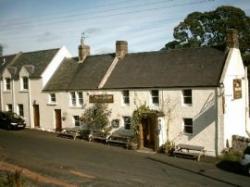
[11,122,17,126]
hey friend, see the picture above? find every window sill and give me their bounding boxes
[182,103,192,107]
[184,132,193,136]
[47,103,57,106]
[69,106,83,109]
[3,90,11,93]
[19,90,28,93]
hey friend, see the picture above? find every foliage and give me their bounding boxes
[81,103,111,131]
[131,104,152,135]
[0,44,2,57]
[220,149,242,162]
[165,140,175,155]
[163,6,250,61]
[0,170,25,187]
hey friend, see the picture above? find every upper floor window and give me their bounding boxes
[151,90,159,104]
[70,92,83,106]
[183,118,193,134]
[183,89,192,105]
[122,90,130,104]
[4,78,11,91]
[6,104,12,112]
[123,116,131,130]
[49,93,56,104]
[73,115,81,127]
[17,104,24,117]
[22,77,29,90]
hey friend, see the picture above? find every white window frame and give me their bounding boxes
[73,115,81,127]
[4,77,11,91]
[70,92,83,107]
[123,116,131,130]
[78,92,83,106]
[21,76,29,90]
[151,90,159,105]
[183,118,193,134]
[182,89,192,105]
[122,90,130,105]
[49,93,56,104]
[17,104,24,117]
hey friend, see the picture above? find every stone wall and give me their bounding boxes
[232,135,250,153]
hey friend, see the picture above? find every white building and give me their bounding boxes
[0,29,249,156]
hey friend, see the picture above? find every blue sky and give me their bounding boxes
[0,0,250,56]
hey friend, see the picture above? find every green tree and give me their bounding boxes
[0,44,3,57]
[81,103,111,130]
[163,6,250,62]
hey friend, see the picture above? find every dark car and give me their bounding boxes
[0,111,26,130]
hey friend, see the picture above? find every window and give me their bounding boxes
[70,92,76,106]
[183,89,192,105]
[78,92,83,105]
[112,119,120,128]
[4,78,11,91]
[73,115,80,127]
[122,90,130,104]
[123,116,131,130]
[22,77,29,90]
[6,104,12,112]
[49,93,56,103]
[151,90,159,104]
[18,104,24,117]
[184,118,193,134]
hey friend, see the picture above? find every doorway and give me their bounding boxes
[55,109,62,131]
[33,104,40,128]
[141,117,156,149]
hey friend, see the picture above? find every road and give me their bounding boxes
[0,129,249,187]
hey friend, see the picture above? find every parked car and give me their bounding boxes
[0,111,26,130]
[240,144,250,176]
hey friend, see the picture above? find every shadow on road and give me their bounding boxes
[147,157,240,187]
[216,160,246,176]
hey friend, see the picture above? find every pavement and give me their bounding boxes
[0,128,250,187]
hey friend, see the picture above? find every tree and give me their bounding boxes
[163,6,250,61]
[81,103,111,130]
[0,44,3,57]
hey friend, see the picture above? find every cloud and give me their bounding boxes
[84,27,102,35]
[36,31,60,42]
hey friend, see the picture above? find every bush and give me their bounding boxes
[220,149,242,162]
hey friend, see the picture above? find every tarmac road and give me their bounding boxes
[0,129,250,187]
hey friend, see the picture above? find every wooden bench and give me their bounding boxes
[107,134,131,148]
[173,144,205,161]
[58,128,81,140]
[88,130,110,143]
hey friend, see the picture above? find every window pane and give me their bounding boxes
[78,92,83,105]
[23,77,28,89]
[185,126,193,133]
[151,90,159,96]
[18,104,24,116]
[184,97,192,104]
[183,89,192,96]
[71,92,76,105]
[153,97,159,104]
[124,116,131,130]
[184,118,193,134]
[74,116,80,126]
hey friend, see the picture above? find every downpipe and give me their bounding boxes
[244,67,250,137]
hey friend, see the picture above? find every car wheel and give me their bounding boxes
[7,124,12,130]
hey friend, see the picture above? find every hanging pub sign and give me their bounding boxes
[89,94,114,103]
[233,79,242,99]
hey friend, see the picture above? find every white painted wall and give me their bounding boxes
[221,48,249,147]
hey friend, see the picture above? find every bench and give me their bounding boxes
[58,128,81,140]
[107,134,131,148]
[173,144,205,161]
[88,130,110,143]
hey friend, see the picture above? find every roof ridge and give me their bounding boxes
[20,48,60,55]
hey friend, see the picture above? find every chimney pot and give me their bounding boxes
[116,40,128,59]
[226,29,239,49]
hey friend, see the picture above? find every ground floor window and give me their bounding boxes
[6,104,12,112]
[123,116,131,130]
[17,104,24,117]
[73,115,80,127]
[183,118,193,134]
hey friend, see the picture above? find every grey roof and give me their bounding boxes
[103,48,226,89]
[44,54,115,91]
[0,54,17,75]
[8,48,59,79]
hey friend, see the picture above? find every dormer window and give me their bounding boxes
[22,76,29,90]
[4,78,11,91]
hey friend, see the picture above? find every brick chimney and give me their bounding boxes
[226,29,239,49]
[78,35,90,62]
[116,41,128,59]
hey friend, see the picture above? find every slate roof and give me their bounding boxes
[8,48,59,79]
[0,54,17,75]
[103,48,226,89]
[44,54,115,91]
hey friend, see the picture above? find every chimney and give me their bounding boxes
[116,41,128,59]
[78,34,90,62]
[226,29,239,49]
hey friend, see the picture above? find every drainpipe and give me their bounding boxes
[12,79,15,112]
[28,78,32,128]
[244,67,250,137]
[0,80,3,110]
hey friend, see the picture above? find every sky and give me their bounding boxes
[0,0,250,56]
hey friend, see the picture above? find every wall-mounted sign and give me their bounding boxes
[233,79,242,99]
[89,94,114,103]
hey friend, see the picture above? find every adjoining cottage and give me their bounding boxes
[0,29,249,156]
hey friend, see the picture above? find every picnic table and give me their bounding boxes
[88,130,110,143]
[107,134,132,148]
[58,128,81,140]
[173,144,205,161]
